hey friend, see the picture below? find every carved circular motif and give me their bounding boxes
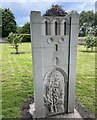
[47,38,53,44]
[58,38,64,44]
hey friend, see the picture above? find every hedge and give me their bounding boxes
[21,34,31,42]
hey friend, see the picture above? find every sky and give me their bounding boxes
[1,0,97,26]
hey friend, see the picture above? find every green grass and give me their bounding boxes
[1,43,95,118]
[76,45,95,113]
[2,43,34,118]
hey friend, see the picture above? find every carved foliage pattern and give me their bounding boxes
[44,68,66,115]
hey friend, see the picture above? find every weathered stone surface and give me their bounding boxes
[30,11,79,118]
[29,103,82,118]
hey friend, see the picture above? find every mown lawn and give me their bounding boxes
[1,43,95,118]
[76,45,95,113]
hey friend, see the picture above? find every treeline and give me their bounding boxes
[1,5,97,39]
[79,11,97,36]
[16,11,97,37]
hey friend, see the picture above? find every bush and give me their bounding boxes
[7,32,22,54]
[84,34,95,51]
[21,34,31,42]
[7,32,14,44]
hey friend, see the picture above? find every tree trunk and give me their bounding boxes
[15,45,19,54]
[91,47,93,52]
[86,47,88,52]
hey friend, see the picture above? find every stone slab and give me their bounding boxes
[29,103,82,119]
[48,109,82,118]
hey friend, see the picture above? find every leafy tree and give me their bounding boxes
[94,12,97,36]
[7,32,14,45]
[79,11,94,27]
[43,4,67,16]
[84,33,95,51]
[7,32,22,54]
[0,8,1,23]
[17,22,30,34]
[13,34,22,54]
[79,11,95,36]
[16,26,23,34]
[2,8,17,37]
[0,8,2,37]
[21,22,30,34]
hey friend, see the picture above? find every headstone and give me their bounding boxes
[30,11,79,118]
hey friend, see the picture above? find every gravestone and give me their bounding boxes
[30,11,79,118]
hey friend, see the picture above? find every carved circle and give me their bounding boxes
[58,38,64,44]
[47,38,53,44]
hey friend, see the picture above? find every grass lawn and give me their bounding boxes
[76,45,95,113]
[1,43,95,118]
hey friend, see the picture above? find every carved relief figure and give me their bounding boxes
[44,68,66,115]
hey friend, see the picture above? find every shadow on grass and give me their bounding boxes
[80,50,97,53]
[11,52,25,54]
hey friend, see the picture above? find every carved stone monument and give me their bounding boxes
[30,11,79,118]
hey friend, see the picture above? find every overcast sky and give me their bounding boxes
[1,0,96,26]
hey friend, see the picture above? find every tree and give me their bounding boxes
[94,12,97,36]
[16,26,23,34]
[0,8,2,37]
[79,11,95,36]
[84,33,95,51]
[2,8,17,37]
[13,34,22,54]
[0,8,1,24]
[7,32,14,45]
[21,22,30,34]
[79,11,94,28]
[7,32,22,54]
[17,22,30,34]
[43,4,67,16]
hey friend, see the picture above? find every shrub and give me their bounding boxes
[7,32,22,54]
[7,32,14,45]
[21,34,31,42]
[84,34,95,51]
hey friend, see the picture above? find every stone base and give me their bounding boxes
[48,109,82,118]
[29,103,82,119]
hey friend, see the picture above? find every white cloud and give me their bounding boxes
[67,2,95,13]
[2,2,56,25]
[17,16,29,26]
[2,2,53,15]
[77,2,95,12]
[2,0,97,2]
[2,1,96,26]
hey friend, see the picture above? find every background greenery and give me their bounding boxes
[1,4,96,119]
[2,8,17,37]
[1,6,97,38]
[1,43,95,118]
